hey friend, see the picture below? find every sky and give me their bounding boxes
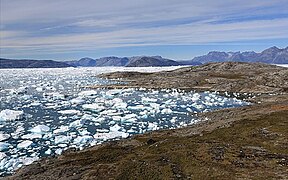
[0,0,288,61]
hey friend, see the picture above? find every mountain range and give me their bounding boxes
[0,59,72,68]
[0,46,287,68]
[188,46,288,64]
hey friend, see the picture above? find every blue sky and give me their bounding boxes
[1,0,288,61]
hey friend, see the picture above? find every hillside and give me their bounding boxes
[0,59,73,68]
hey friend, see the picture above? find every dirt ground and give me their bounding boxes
[5,62,288,180]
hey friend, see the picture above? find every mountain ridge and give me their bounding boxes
[1,46,287,68]
[190,46,288,64]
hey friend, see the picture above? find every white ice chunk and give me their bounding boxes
[53,126,69,134]
[21,157,39,166]
[30,102,41,106]
[106,89,122,97]
[21,133,42,140]
[0,109,24,121]
[46,92,65,100]
[110,124,122,132]
[69,119,85,128]
[148,123,158,131]
[44,149,52,155]
[142,97,157,104]
[161,108,173,114]
[17,140,33,149]
[54,135,72,144]
[127,105,149,111]
[55,148,63,155]
[70,97,85,104]
[0,152,6,159]
[30,125,50,134]
[94,131,129,141]
[78,90,97,97]
[58,109,81,115]
[82,103,105,112]
[73,135,93,145]
[0,133,10,141]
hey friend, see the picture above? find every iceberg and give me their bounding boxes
[0,109,24,121]
[0,152,6,159]
[142,97,157,104]
[29,125,50,134]
[94,131,129,141]
[17,140,33,149]
[54,135,72,144]
[58,110,81,115]
[69,119,85,128]
[73,135,93,145]
[0,133,10,141]
[82,103,105,112]
[21,133,42,140]
[78,90,97,97]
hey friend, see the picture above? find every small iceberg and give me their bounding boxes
[29,125,50,134]
[0,109,24,121]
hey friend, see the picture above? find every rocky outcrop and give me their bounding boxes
[97,62,288,93]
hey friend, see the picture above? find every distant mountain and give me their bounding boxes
[189,46,288,64]
[67,56,184,67]
[2,46,286,69]
[0,58,73,68]
[97,57,129,66]
[126,56,180,67]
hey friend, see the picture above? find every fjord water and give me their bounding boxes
[0,67,248,176]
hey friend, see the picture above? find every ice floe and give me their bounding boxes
[30,125,50,134]
[17,140,33,149]
[0,110,23,121]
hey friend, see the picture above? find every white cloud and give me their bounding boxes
[1,0,288,58]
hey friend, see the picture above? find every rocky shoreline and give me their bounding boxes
[5,62,288,179]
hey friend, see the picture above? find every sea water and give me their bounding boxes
[0,66,249,176]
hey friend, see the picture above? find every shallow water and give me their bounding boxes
[0,67,249,176]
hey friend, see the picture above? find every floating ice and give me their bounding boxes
[110,124,122,132]
[78,90,97,97]
[0,109,23,121]
[70,97,85,104]
[0,134,10,142]
[21,157,39,166]
[58,110,81,115]
[29,125,50,134]
[73,135,93,145]
[55,149,63,155]
[161,108,173,114]
[17,140,33,149]
[0,152,6,159]
[21,133,42,140]
[127,105,149,111]
[82,103,105,112]
[69,119,85,128]
[94,131,129,141]
[53,126,69,134]
[44,149,52,155]
[54,135,72,144]
[142,97,157,103]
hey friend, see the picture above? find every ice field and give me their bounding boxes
[0,67,249,176]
